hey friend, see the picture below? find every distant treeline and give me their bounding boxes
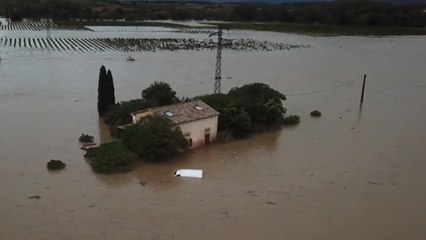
[228,1,426,27]
[1,0,425,28]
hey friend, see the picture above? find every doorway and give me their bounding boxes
[204,133,210,144]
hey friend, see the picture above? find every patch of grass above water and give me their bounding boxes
[217,22,426,36]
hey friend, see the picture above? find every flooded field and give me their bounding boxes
[0,24,426,240]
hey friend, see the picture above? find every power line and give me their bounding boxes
[285,75,425,107]
[368,72,426,89]
[366,88,425,106]
[347,45,426,64]
[286,77,360,97]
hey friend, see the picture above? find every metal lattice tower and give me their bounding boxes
[209,26,223,94]
[46,20,51,39]
[46,19,52,39]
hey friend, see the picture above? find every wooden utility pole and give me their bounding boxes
[360,74,367,104]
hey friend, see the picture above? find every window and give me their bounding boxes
[194,106,203,111]
[204,128,211,134]
[164,111,174,117]
[184,133,190,137]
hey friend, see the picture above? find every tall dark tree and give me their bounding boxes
[97,65,107,116]
[106,69,115,107]
[97,66,115,117]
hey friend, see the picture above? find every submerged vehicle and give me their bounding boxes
[174,169,203,178]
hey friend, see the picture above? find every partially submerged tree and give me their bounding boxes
[228,82,286,103]
[97,65,115,116]
[228,83,286,126]
[195,83,288,138]
[195,93,231,110]
[84,141,137,174]
[79,134,95,143]
[310,110,322,117]
[220,104,252,139]
[121,115,188,161]
[47,159,66,170]
[141,81,178,106]
[283,115,300,125]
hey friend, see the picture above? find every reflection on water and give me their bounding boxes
[1,30,426,240]
[358,102,364,120]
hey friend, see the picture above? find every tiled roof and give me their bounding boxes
[134,100,219,125]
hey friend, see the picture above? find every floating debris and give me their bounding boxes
[28,195,41,200]
[367,180,383,185]
[80,143,99,151]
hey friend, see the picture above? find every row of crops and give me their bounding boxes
[0,21,88,31]
[0,37,309,53]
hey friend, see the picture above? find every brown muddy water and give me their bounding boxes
[0,26,426,240]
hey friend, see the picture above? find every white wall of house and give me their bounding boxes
[178,116,218,149]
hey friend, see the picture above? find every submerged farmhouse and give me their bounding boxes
[131,100,219,149]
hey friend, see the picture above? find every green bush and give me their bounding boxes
[47,159,66,170]
[228,82,286,103]
[228,83,286,125]
[195,93,231,110]
[283,115,300,125]
[196,83,287,134]
[121,115,188,161]
[220,105,252,139]
[79,134,94,143]
[310,110,322,117]
[84,141,137,174]
[141,82,178,106]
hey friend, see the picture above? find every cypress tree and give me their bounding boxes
[106,69,115,106]
[97,66,116,117]
[97,65,107,116]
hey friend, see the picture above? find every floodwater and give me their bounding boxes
[0,25,426,240]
